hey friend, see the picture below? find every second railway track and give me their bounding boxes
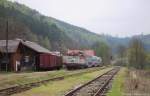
[65,67,120,96]
[0,67,107,96]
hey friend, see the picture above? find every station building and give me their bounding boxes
[0,39,51,72]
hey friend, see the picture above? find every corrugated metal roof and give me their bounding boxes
[0,39,51,54]
[0,40,20,53]
[21,41,51,54]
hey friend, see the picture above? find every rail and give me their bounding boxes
[65,67,120,96]
[0,67,107,96]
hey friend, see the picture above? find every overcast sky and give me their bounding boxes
[10,0,150,37]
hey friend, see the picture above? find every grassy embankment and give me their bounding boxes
[13,67,113,96]
[107,68,127,96]
[108,67,150,96]
[0,67,104,90]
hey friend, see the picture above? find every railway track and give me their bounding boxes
[65,67,120,96]
[0,67,106,96]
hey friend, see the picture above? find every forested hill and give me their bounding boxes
[0,0,150,53]
[104,34,150,53]
[0,0,106,52]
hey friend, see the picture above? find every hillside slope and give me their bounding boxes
[0,0,106,51]
[51,18,105,47]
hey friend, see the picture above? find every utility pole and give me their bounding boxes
[5,19,9,72]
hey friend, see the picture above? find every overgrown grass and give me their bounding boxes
[13,68,113,96]
[124,69,150,95]
[0,67,104,89]
[107,68,127,96]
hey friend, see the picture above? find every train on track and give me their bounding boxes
[63,55,102,69]
[38,50,102,70]
[38,53,62,70]
[63,50,102,69]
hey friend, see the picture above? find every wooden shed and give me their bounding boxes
[0,39,51,72]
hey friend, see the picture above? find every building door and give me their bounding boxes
[20,55,35,71]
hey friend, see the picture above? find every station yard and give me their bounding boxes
[12,67,113,96]
[0,67,105,90]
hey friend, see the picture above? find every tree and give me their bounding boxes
[127,38,146,69]
[43,36,51,50]
[92,41,112,65]
[27,32,38,43]
[117,45,127,66]
[38,36,51,50]
[146,53,150,68]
